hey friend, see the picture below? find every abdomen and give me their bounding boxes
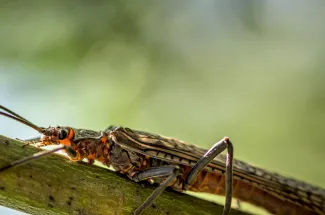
[185,170,321,215]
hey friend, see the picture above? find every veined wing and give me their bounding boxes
[110,127,325,213]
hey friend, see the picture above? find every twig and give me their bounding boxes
[0,135,251,215]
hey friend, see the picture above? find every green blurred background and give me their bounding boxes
[0,1,325,214]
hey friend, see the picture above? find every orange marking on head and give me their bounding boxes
[59,139,71,145]
[68,128,75,140]
[59,128,75,146]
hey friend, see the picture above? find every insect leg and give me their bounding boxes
[131,166,179,215]
[0,145,77,172]
[183,137,233,215]
[131,166,178,182]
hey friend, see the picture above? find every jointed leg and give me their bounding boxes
[183,137,234,215]
[130,166,179,215]
[0,145,78,172]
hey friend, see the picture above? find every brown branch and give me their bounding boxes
[0,135,252,215]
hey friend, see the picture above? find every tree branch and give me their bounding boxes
[0,135,251,215]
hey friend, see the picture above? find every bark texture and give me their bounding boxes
[0,135,252,215]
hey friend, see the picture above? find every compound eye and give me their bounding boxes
[58,129,68,140]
